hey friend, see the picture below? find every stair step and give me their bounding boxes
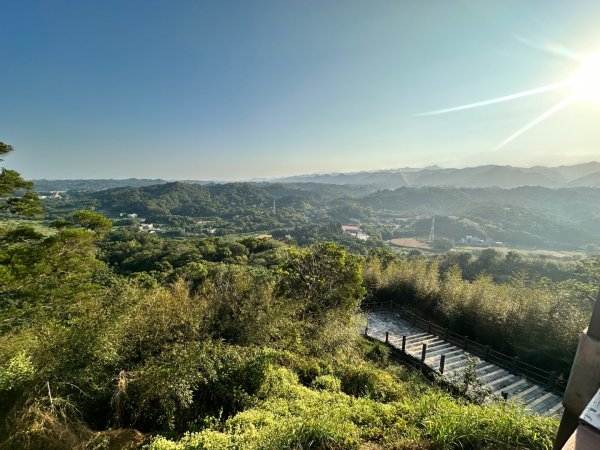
[404,332,430,341]
[424,344,455,359]
[538,395,560,411]
[406,337,442,349]
[544,401,564,417]
[493,378,527,397]
[511,385,541,402]
[478,368,507,382]
[531,393,562,414]
[486,373,516,389]
[526,391,556,410]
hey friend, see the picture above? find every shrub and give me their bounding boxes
[311,375,342,392]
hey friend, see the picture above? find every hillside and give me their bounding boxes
[45,182,600,250]
[32,178,172,192]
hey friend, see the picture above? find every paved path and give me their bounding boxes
[366,309,564,418]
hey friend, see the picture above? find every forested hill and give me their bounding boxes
[90,182,272,217]
[82,182,365,217]
[32,178,172,191]
[52,181,600,250]
[357,186,600,248]
[358,186,600,218]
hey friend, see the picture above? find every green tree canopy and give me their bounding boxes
[73,210,112,232]
[0,141,42,216]
[277,242,365,321]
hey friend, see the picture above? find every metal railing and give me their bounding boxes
[364,301,566,395]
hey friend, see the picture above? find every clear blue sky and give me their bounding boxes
[2,0,600,180]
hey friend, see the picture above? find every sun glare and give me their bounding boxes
[418,44,600,150]
[569,54,600,102]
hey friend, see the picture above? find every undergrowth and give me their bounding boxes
[149,354,557,450]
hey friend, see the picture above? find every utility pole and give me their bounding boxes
[273,199,276,215]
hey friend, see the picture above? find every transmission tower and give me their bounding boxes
[428,216,435,242]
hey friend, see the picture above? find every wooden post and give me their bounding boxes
[439,354,446,374]
[484,345,491,361]
[421,343,427,363]
[463,336,469,351]
[547,371,557,391]
[385,331,389,344]
[402,335,406,352]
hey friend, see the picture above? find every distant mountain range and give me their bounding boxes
[33,162,600,191]
[274,162,600,189]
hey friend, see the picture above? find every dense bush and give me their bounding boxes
[150,366,556,450]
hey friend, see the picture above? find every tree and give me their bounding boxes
[73,210,112,232]
[0,142,42,216]
[0,228,106,330]
[432,238,454,252]
[277,242,365,321]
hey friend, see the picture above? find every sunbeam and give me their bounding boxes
[514,36,581,61]
[417,47,599,150]
[493,97,573,151]
[415,81,568,117]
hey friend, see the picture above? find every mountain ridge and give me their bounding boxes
[32,161,600,191]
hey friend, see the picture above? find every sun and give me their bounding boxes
[569,54,600,103]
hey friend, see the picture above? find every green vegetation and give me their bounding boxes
[40,180,600,251]
[150,367,555,450]
[1,223,560,449]
[2,142,591,449]
[0,142,42,217]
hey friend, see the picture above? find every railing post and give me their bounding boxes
[463,336,469,351]
[547,371,556,391]
[385,331,389,344]
[556,374,565,394]
[444,328,449,340]
[402,335,406,352]
[512,356,519,374]
[421,343,427,363]
[427,321,432,333]
[484,345,491,361]
[439,354,445,374]
[412,314,417,326]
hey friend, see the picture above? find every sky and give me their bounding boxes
[2,0,600,180]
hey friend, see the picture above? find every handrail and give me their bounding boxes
[363,301,565,395]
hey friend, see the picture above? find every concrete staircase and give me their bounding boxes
[366,309,564,418]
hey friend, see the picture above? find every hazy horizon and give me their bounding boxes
[2,0,600,180]
[22,159,600,183]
